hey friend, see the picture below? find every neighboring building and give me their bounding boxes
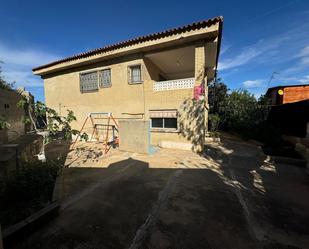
[266,84,309,105]
[0,88,33,144]
[33,17,223,150]
[266,84,309,138]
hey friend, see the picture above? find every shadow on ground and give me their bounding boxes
[7,134,309,249]
[204,133,309,249]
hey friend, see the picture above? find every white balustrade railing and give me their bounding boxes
[153,77,195,91]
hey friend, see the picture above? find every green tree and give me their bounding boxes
[208,78,273,142]
[0,63,14,90]
[208,78,228,115]
[17,97,88,141]
[223,89,258,132]
[208,78,229,132]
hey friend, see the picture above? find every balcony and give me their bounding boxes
[153,78,194,92]
[144,46,195,92]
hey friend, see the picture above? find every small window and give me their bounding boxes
[164,118,177,129]
[99,69,111,88]
[151,117,177,130]
[151,118,164,128]
[80,71,98,92]
[129,65,142,84]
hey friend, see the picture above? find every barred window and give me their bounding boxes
[128,65,142,84]
[99,69,111,88]
[80,71,98,92]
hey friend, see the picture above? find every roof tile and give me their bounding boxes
[33,16,223,72]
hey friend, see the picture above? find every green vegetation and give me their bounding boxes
[0,116,10,130]
[0,64,13,129]
[0,63,14,90]
[17,97,88,141]
[0,64,85,229]
[208,78,280,145]
[0,160,60,228]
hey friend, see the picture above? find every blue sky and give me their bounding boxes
[1,0,309,102]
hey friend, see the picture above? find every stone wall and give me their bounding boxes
[0,89,25,143]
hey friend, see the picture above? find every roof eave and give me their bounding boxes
[33,17,223,76]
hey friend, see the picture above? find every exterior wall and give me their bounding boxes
[283,86,309,104]
[0,89,26,143]
[44,53,196,146]
[268,85,309,105]
[143,57,194,145]
[119,120,150,154]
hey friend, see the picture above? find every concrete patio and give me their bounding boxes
[9,135,309,249]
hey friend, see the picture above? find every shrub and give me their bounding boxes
[208,79,279,145]
[208,113,220,132]
[0,160,60,228]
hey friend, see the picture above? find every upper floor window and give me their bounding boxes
[128,65,142,84]
[80,68,112,92]
[99,69,111,88]
[80,71,98,92]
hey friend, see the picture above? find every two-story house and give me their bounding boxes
[33,16,223,151]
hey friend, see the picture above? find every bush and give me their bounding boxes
[209,113,220,132]
[208,79,280,145]
[0,160,60,228]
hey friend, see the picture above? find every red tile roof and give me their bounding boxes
[33,16,223,72]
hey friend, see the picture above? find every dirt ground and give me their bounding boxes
[9,134,309,249]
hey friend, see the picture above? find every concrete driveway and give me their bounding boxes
[10,135,309,249]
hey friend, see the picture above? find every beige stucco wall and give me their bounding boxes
[43,36,219,152]
[44,52,197,146]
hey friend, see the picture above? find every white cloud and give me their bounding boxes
[218,36,288,71]
[243,79,265,88]
[271,74,309,86]
[0,43,59,67]
[0,42,60,91]
[218,47,262,70]
[298,45,309,58]
[286,45,309,73]
[299,75,309,84]
[3,68,43,88]
[218,21,309,72]
[220,44,230,56]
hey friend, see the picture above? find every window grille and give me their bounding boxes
[80,71,98,92]
[99,69,111,88]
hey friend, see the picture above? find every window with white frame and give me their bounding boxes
[150,110,178,130]
[128,65,142,84]
[80,71,98,92]
[99,69,111,88]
